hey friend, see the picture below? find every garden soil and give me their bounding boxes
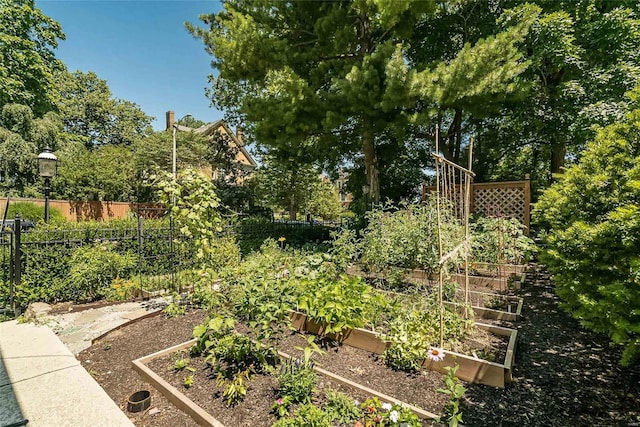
[76,265,640,427]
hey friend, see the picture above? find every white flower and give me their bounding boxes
[427,347,445,362]
[389,410,399,423]
[354,399,360,406]
[212,283,220,292]
[382,402,392,411]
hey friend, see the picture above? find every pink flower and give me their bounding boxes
[276,398,283,405]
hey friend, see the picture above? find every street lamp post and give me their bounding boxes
[37,146,58,223]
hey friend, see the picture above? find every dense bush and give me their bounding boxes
[63,243,137,302]
[1,218,194,308]
[534,95,640,366]
[234,216,332,254]
[2,201,65,224]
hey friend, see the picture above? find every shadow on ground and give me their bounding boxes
[462,265,640,427]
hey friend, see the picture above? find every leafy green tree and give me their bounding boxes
[304,179,342,221]
[0,0,65,116]
[206,130,255,213]
[534,87,640,366]
[55,69,153,147]
[189,1,541,205]
[0,104,63,196]
[177,115,207,128]
[472,1,640,187]
[187,0,431,205]
[253,160,319,220]
[409,1,535,165]
[54,142,135,202]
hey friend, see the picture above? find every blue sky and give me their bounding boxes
[37,0,224,131]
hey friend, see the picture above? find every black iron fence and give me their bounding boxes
[0,216,339,314]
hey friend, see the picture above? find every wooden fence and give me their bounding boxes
[422,178,531,234]
[0,197,161,222]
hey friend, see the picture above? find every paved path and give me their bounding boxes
[0,320,134,427]
[40,300,165,355]
[0,300,167,427]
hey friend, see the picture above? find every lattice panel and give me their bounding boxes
[474,187,525,222]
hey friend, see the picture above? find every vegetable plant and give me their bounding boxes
[437,362,466,427]
[296,275,390,334]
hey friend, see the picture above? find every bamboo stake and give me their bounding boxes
[434,125,444,348]
[464,138,474,316]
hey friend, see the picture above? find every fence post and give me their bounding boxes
[11,214,22,314]
[137,214,144,298]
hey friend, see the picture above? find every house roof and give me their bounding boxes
[179,120,257,168]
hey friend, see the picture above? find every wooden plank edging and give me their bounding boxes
[133,339,442,425]
[290,311,518,387]
[91,309,162,345]
[132,339,224,427]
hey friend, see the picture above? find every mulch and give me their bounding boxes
[78,264,640,427]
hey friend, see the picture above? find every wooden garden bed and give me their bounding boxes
[288,310,517,388]
[133,339,442,427]
[347,264,527,292]
[447,290,523,322]
[471,262,527,276]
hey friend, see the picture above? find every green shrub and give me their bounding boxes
[324,390,360,425]
[470,216,536,265]
[209,235,241,271]
[277,361,317,404]
[234,217,332,255]
[63,243,136,302]
[2,218,194,309]
[297,275,390,334]
[382,293,471,371]
[534,91,640,366]
[2,201,65,224]
[272,403,331,427]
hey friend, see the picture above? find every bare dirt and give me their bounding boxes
[77,264,640,427]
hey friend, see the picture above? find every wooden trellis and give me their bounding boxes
[433,125,475,347]
[423,180,531,234]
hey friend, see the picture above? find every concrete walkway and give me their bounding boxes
[39,300,164,355]
[0,320,134,427]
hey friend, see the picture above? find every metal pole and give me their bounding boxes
[172,125,177,181]
[44,177,51,223]
[12,214,21,315]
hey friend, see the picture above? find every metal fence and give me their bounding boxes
[0,216,339,314]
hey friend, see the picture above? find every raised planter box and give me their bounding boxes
[132,339,440,427]
[288,310,517,388]
[347,264,527,292]
[472,262,527,276]
[447,290,523,322]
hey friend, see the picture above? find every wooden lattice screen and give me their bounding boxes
[423,178,531,235]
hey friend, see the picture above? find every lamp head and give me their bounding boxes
[37,147,58,178]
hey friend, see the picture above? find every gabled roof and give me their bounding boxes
[179,120,257,168]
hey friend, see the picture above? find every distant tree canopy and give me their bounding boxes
[55,69,154,147]
[0,0,65,116]
[189,0,640,200]
[0,104,62,196]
